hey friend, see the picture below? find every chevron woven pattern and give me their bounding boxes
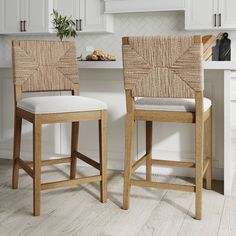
[122,36,203,98]
[12,40,79,95]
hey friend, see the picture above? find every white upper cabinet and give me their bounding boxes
[53,0,113,33]
[218,0,236,29]
[80,0,113,32]
[105,0,185,13]
[0,0,23,33]
[185,0,217,30]
[53,0,79,20]
[53,0,80,31]
[0,0,113,34]
[185,0,236,30]
[0,0,53,34]
[24,0,53,33]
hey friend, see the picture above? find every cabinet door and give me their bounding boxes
[0,0,23,33]
[80,0,113,32]
[185,0,217,30]
[24,0,50,33]
[219,0,236,29]
[53,0,79,19]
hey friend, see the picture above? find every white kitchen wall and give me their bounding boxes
[1,11,236,67]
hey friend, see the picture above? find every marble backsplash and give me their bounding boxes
[1,11,236,67]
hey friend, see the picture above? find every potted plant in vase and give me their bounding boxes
[51,9,77,41]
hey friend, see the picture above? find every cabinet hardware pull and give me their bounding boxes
[20,21,23,32]
[219,14,221,27]
[23,20,26,32]
[79,19,82,31]
[76,19,79,31]
[214,14,217,27]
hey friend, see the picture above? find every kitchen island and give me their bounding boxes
[0,61,235,195]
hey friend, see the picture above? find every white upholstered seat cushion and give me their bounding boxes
[17,96,107,114]
[135,97,212,112]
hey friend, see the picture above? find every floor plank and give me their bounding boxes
[218,176,236,236]
[137,178,195,236]
[0,159,234,236]
[100,174,172,236]
[178,182,225,236]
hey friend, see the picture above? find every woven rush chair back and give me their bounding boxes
[12,40,79,102]
[122,35,204,98]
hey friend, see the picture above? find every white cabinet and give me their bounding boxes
[185,0,236,30]
[185,0,217,30]
[24,0,53,33]
[53,0,113,33]
[0,0,53,34]
[219,0,236,29]
[105,0,185,13]
[0,0,113,34]
[0,0,23,33]
[53,0,79,20]
[80,0,113,32]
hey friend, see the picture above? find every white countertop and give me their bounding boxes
[78,61,123,69]
[203,61,236,70]
[1,61,236,70]
[78,61,236,70]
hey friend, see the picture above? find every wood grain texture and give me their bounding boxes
[99,110,108,203]
[146,121,152,181]
[12,114,22,189]
[33,119,42,216]
[70,122,79,179]
[134,110,195,123]
[123,90,135,210]
[132,154,148,173]
[205,108,212,190]
[195,92,204,220]
[75,151,100,170]
[41,176,102,190]
[152,159,195,168]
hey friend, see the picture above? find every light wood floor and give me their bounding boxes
[0,159,235,236]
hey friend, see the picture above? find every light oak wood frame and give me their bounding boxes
[122,36,212,220]
[12,40,108,216]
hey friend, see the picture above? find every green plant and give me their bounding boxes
[51,9,77,41]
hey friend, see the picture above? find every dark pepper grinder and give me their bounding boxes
[219,32,231,61]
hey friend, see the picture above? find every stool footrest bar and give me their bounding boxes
[24,157,71,168]
[17,158,34,178]
[202,158,210,178]
[131,179,195,192]
[132,154,149,173]
[152,159,195,168]
[41,175,102,190]
[75,151,100,170]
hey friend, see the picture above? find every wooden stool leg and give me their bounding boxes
[70,122,79,179]
[195,107,204,220]
[33,120,42,216]
[12,114,22,189]
[146,121,153,181]
[205,109,212,190]
[99,110,108,203]
[123,114,135,210]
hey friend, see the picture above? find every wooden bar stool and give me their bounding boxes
[12,40,108,216]
[122,35,212,220]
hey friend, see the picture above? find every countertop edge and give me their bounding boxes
[1,61,236,70]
